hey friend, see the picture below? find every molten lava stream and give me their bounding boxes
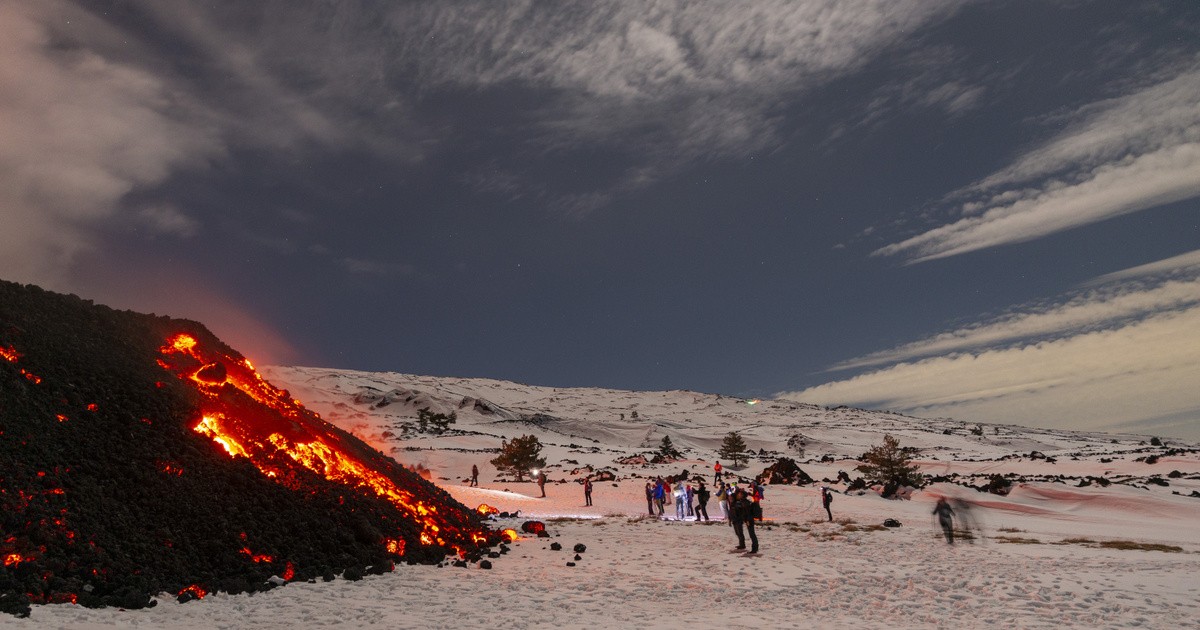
[158,333,495,556]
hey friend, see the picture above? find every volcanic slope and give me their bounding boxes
[0,280,494,617]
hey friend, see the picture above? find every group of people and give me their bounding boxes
[643,476,765,553]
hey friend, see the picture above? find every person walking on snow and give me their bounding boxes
[713,461,722,484]
[685,484,695,518]
[537,470,547,498]
[470,464,479,487]
[583,477,593,506]
[674,481,687,520]
[729,488,758,554]
[715,480,729,520]
[821,487,833,522]
[933,497,955,544]
[695,481,711,522]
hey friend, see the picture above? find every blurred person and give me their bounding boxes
[583,477,593,507]
[713,461,722,484]
[537,470,547,498]
[685,484,695,518]
[645,482,655,516]
[821,487,834,522]
[470,464,479,487]
[933,497,955,544]
[715,480,729,519]
[675,481,687,520]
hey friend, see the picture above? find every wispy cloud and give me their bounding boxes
[780,251,1200,438]
[875,62,1200,262]
[0,0,222,289]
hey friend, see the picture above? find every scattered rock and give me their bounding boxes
[573,543,587,553]
[550,542,562,551]
[883,519,902,528]
[479,560,492,570]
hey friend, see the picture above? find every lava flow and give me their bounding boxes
[157,332,497,556]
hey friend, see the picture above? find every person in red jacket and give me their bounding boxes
[583,477,593,506]
[713,461,723,484]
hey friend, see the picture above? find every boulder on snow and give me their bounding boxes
[758,458,814,485]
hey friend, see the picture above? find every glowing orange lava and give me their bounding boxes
[157,332,495,558]
[178,584,207,599]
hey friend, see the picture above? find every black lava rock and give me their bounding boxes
[573,543,586,553]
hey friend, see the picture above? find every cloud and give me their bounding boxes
[782,252,1200,438]
[0,0,223,289]
[875,62,1200,262]
[387,0,968,202]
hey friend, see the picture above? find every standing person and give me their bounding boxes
[645,482,655,516]
[685,484,695,519]
[537,470,547,498]
[695,481,711,522]
[470,464,479,487]
[713,461,723,484]
[654,478,666,516]
[674,481,687,520]
[716,480,728,520]
[750,481,764,521]
[821,487,834,522]
[933,497,955,544]
[583,477,593,506]
[729,489,759,554]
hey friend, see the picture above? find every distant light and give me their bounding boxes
[745,399,760,405]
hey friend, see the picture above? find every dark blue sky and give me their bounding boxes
[4,0,1199,438]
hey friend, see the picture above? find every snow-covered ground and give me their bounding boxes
[11,367,1200,629]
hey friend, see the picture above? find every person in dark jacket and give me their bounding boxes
[537,470,547,498]
[583,477,593,506]
[695,481,711,522]
[470,464,479,487]
[729,489,758,553]
[645,482,655,516]
[933,497,955,544]
[821,487,833,522]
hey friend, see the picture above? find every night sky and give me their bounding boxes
[3,1,1199,438]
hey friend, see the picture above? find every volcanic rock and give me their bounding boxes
[550,542,562,551]
[573,543,586,553]
[759,458,814,485]
[0,280,497,617]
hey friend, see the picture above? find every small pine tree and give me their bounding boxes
[416,407,457,434]
[857,434,923,497]
[490,434,546,481]
[658,435,682,459]
[718,431,748,467]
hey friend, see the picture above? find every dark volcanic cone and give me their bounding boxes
[0,280,496,617]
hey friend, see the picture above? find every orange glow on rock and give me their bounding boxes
[158,331,497,559]
[178,584,207,599]
[501,529,518,542]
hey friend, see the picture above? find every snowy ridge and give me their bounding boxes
[19,366,1200,629]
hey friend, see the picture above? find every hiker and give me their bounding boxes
[750,481,764,521]
[685,484,695,518]
[933,497,955,544]
[715,480,728,519]
[654,479,666,516]
[713,461,722,484]
[674,481,686,520]
[537,470,547,498]
[583,477,593,506]
[470,464,479,487]
[695,481,711,522]
[821,487,833,522]
[729,488,758,554]
[645,482,655,516]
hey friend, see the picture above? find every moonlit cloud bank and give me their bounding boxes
[781,251,1200,439]
[875,62,1200,263]
[0,0,222,289]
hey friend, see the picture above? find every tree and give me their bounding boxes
[417,407,456,434]
[490,434,546,482]
[856,434,924,497]
[658,435,682,459]
[718,431,749,467]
